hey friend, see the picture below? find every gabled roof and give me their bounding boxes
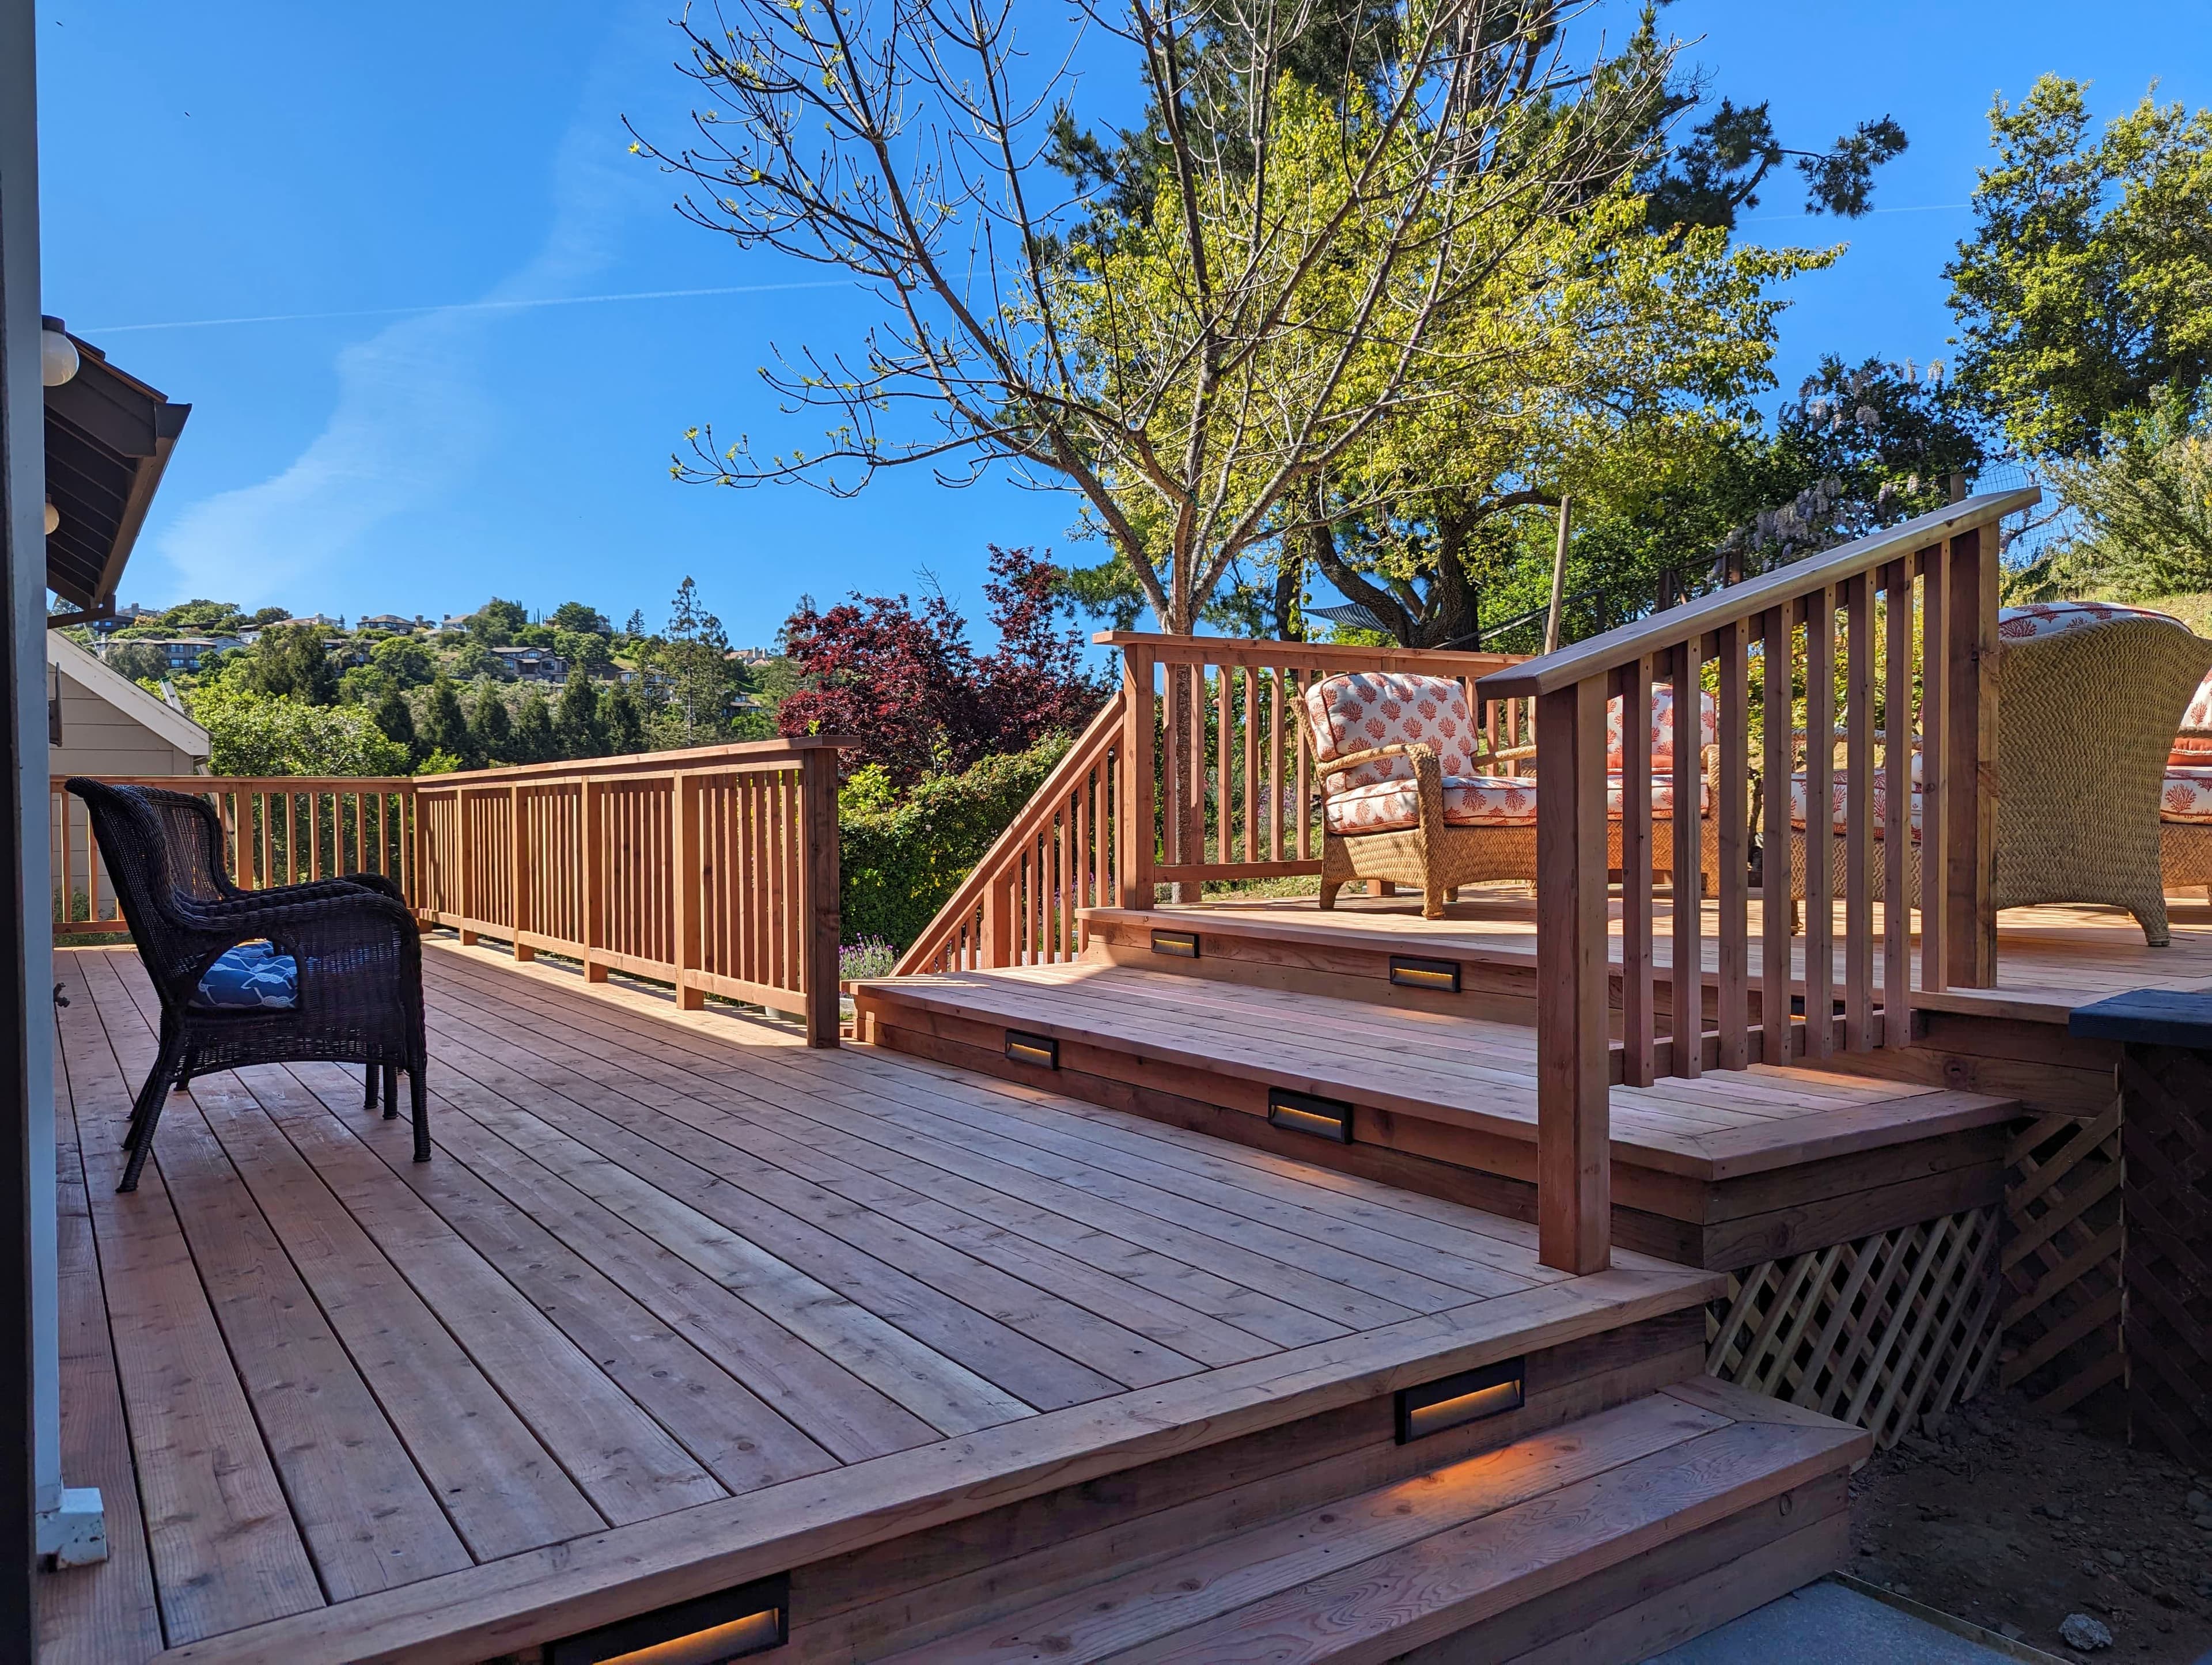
[49,633,211,760]
[44,335,191,621]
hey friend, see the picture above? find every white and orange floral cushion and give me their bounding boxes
[1604,685,1718,768]
[1996,600,2186,641]
[1322,771,1709,835]
[1789,772,1923,840]
[2163,768,2212,824]
[2173,667,2212,767]
[1304,672,1482,797]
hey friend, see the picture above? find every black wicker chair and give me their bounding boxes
[67,779,429,1192]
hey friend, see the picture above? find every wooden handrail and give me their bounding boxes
[1095,631,1519,677]
[419,734,853,787]
[893,689,1128,976]
[1476,490,2040,699]
[1476,487,2037,1276]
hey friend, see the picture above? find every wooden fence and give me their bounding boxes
[1477,488,2037,1271]
[50,735,848,1047]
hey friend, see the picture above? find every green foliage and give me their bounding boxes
[371,687,418,761]
[601,684,646,755]
[510,694,557,764]
[2015,386,2212,600]
[242,624,339,704]
[550,601,611,635]
[370,634,439,687]
[101,642,173,684]
[471,598,529,640]
[838,738,1071,950]
[555,670,605,758]
[1948,77,2212,461]
[415,748,465,775]
[468,684,512,761]
[421,677,471,764]
[190,684,410,777]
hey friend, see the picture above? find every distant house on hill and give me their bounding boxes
[99,636,238,672]
[490,646,568,684]
[357,613,422,634]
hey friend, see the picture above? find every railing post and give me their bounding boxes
[1942,522,1999,988]
[982,873,1016,969]
[672,772,704,1010]
[798,746,842,1048]
[1535,677,1611,1274]
[1117,648,1156,908]
[509,784,533,962]
[581,777,607,982]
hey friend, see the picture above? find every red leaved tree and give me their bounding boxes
[778,547,1107,785]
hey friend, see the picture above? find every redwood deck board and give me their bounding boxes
[46,944,1713,1664]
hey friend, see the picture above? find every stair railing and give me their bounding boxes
[1476,488,2037,1274]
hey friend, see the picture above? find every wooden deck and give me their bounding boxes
[43,942,1718,1665]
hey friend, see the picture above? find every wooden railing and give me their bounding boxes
[1103,634,1526,901]
[413,738,847,1046]
[1476,488,2037,1273]
[896,689,1130,974]
[51,776,416,936]
[50,736,850,1048]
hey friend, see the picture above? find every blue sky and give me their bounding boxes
[35,0,2212,646]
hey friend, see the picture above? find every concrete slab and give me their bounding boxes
[1647,1577,2049,1664]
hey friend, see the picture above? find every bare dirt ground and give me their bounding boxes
[1848,1386,2212,1660]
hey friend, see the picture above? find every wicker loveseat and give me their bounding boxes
[68,779,430,1192]
[1304,670,1720,919]
[1783,601,2212,946]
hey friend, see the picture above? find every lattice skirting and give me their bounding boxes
[1707,1208,2003,1451]
[2119,1045,2212,1466]
[1999,1108,2124,1414]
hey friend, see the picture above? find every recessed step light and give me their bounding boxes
[1267,1087,1354,1143]
[1396,1358,1526,1443]
[1150,928,1200,958]
[1388,954,1461,993]
[547,1572,789,1663]
[1005,1029,1059,1068]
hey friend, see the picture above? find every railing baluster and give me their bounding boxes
[1760,605,1795,1063]
[1620,658,1656,1088]
[1804,588,1835,1059]
[1717,620,1751,1069]
[1921,540,1949,993]
[1669,639,1703,1078]
[1883,557,1914,1040]
[1844,573,1874,1051]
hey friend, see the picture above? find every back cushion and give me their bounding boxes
[1997,600,2186,641]
[2176,666,2212,767]
[1605,685,1719,771]
[1304,672,1480,795]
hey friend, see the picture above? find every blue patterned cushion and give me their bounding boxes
[195,942,297,1010]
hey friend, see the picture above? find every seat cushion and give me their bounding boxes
[194,941,297,1010]
[1997,600,2186,641]
[2174,667,2212,767]
[1304,672,1482,797]
[1790,772,1923,840]
[2164,768,2212,825]
[1605,685,1718,770]
[1324,774,1537,834]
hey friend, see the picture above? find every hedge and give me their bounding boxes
[839,734,1071,950]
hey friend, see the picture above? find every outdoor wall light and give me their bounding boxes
[1266,1087,1354,1143]
[1395,1357,1526,1444]
[40,316,79,387]
[1150,928,1199,959]
[546,1572,789,1664]
[44,501,60,536]
[1004,1028,1059,1068]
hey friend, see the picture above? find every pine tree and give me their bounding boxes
[371,687,418,763]
[555,669,604,758]
[422,676,470,762]
[600,684,645,755]
[468,684,512,764]
[510,693,556,764]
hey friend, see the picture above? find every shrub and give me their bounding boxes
[191,684,410,776]
[839,734,1071,949]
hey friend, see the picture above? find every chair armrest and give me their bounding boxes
[1325,741,1438,775]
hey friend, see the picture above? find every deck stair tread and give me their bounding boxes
[878,1377,1866,1665]
[858,963,2017,1181]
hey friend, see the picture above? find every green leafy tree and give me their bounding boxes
[372,686,419,763]
[243,624,339,705]
[444,638,502,682]
[190,684,409,776]
[369,634,439,687]
[2016,386,2212,599]
[510,694,556,764]
[554,629,612,680]
[550,601,611,635]
[101,643,173,685]
[464,598,526,646]
[1948,77,2212,461]
[601,684,646,755]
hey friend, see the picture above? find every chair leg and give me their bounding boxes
[1318,879,1343,911]
[409,1069,430,1163]
[119,1035,184,1193]
[364,1064,378,1110]
[383,1065,399,1120]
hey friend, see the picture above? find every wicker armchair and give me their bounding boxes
[1783,603,2212,946]
[1303,671,1720,920]
[2161,665,2212,901]
[67,780,429,1192]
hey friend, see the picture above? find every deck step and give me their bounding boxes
[874,1378,1866,1665]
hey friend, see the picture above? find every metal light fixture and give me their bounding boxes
[1395,1357,1527,1443]
[44,501,60,536]
[547,1573,789,1665]
[40,316,80,388]
[1266,1087,1354,1143]
[1004,1029,1059,1068]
